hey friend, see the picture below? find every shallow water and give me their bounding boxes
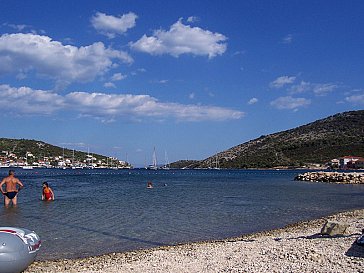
[0,168,363,260]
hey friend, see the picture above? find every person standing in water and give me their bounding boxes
[0,170,24,207]
[42,182,55,201]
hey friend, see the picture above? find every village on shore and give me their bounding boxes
[1,144,363,171]
[0,149,132,170]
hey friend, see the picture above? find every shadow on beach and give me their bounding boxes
[345,241,364,258]
[291,232,364,258]
[287,233,360,241]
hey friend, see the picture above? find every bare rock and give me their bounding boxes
[320,221,349,236]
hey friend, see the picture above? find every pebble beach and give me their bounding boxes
[26,209,364,273]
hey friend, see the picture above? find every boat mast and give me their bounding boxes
[164,150,170,168]
[152,147,157,168]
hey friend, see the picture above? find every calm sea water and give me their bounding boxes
[0,168,363,260]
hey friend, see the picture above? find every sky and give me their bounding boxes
[0,0,363,167]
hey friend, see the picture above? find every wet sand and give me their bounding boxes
[26,209,364,273]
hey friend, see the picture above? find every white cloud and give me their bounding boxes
[289,81,338,96]
[91,12,138,38]
[0,33,133,86]
[189,93,195,99]
[187,16,199,23]
[289,81,311,94]
[345,93,364,105]
[130,68,146,76]
[3,23,29,31]
[312,83,338,96]
[270,76,296,88]
[0,84,244,122]
[0,33,133,87]
[111,73,127,81]
[104,82,116,88]
[270,96,311,110]
[233,50,245,56]
[157,79,168,84]
[282,34,293,44]
[130,19,227,58]
[0,84,64,115]
[248,97,258,105]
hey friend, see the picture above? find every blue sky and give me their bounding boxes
[0,0,363,166]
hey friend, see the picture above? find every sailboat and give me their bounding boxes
[161,150,170,170]
[147,147,158,170]
[214,152,221,170]
[22,153,34,170]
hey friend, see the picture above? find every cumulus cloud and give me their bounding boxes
[0,33,133,85]
[270,76,296,88]
[130,19,227,58]
[104,82,116,88]
[0,84,244,122]
[0,84,64,115]
[111,73,127,81]
[248,97,258,105]
[91,12,138,38]
[187,16,199,23]
[130,68,146,76]
[288,81,311,94]
[270,96,311,110]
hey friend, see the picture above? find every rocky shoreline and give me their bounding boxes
[25,209,364,273]
[295,171,364,184]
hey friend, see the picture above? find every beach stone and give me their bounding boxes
[320,221,348,236]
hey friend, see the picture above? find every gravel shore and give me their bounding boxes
[26,209,364,273]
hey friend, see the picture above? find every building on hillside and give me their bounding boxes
[329,158,340,169]
[0,155,8,165]
[339,156,364,169]
[353,158,364,169]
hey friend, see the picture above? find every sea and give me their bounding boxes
[0,168,363,260]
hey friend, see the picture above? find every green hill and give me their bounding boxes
[0,138,127,167]
[0,138,91,161]
[171,110,364,169]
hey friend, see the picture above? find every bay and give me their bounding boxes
[0,168,363,260]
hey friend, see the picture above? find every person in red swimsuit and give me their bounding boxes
[42,182,55,201]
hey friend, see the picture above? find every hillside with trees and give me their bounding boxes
[0,138,130,168]
[171,110,364,169]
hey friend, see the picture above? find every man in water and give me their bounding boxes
[0,170,24,207]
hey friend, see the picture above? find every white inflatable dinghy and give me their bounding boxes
[0,227,41,273]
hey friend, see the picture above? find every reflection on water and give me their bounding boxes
[1,205,22,226]
[0,168,363,260]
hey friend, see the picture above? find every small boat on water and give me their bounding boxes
[0,227,41,273]
[146,147,158,170]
